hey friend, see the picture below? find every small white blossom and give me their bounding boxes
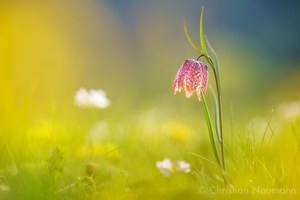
[156,159,191,177]
[156,158,173,177]
[176,160,191,173]
[74,88,110,109]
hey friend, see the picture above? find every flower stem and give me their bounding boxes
[196,54,205,61]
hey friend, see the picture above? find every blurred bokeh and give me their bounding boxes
[1,0,300,117]
[1,1,300,199]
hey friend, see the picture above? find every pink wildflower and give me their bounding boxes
[173,59,208,101]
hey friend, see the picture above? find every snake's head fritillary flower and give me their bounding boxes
[173,59,208,101]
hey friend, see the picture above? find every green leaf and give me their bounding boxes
[206,37,221,89]
[209,86,220,144]
[201,92,221,168]
[183,21,203,55]
[199,6,207,55]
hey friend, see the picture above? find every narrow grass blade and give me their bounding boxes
[183,21,203,55]
[260,110,274,152]
[0,131,18,171]
[209,86,220,144]
[199,6,207,55]
[201,92,221,167]
[189,152,218,167]
[206,37,221,89]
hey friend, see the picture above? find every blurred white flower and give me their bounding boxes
[156,159,191,177]
[176,160,191,173]
[156,158,173,177]
[75,88,110,109]
[278,101,300,120]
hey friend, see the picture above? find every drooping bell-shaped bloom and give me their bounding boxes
[173,59,208,101]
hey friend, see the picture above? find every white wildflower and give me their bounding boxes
[156,158,173,177]
[74,88,110,109]
[156,159,191,177]
[176,160,191,173]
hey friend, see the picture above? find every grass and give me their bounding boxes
[1,2,299,199]
[0,100,300,200]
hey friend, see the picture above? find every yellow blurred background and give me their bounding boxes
[1,1,300,199]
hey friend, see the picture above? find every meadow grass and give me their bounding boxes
[1,2,299,200]
[0,101,300,200]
